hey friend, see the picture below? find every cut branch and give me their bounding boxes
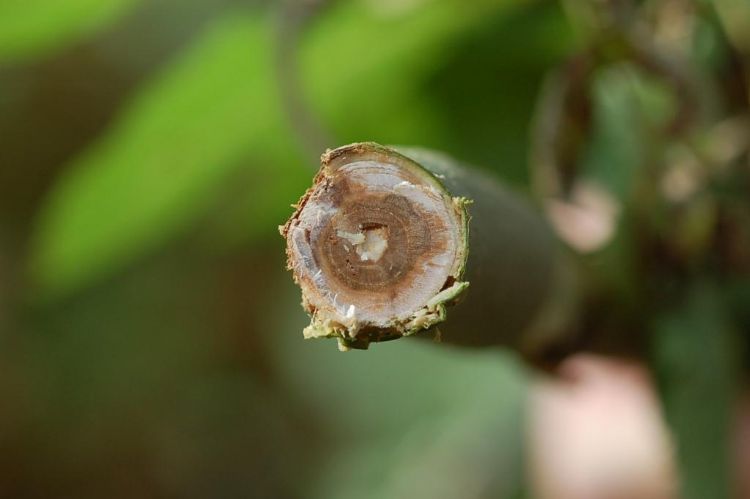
[281,143,568,354]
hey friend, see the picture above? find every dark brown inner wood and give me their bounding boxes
[313,193,432,292]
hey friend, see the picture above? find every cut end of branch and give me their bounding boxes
[281,142,470,350]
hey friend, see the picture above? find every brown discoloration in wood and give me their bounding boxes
[282,142,470,349]
[314,190,448,295]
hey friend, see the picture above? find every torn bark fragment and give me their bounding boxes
[281,142,560,353]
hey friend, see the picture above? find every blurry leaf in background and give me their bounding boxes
[0,0,141,63]
[653,283,740,499]
[268,278,528,499]
[713,0,750,57]
[300,0,510,147]
[576,66,656,290]
[424,1,573,183]
[29,11,307,300]
[302,0,573,185]
[30,0,557,300]
[582,66,660,201]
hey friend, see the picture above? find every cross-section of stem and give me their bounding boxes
[282,142,559,353]
[281,142,469,350]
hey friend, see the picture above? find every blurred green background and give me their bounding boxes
[1,0,749,497]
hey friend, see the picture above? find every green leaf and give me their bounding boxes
[578,65,676,302]
[30,12,301,299]
[300,0,532,153]
[268,280,529,499]
[30,0,523,299]
[0,0,140,63]
[652,283,739,499]
[582,65,650,200]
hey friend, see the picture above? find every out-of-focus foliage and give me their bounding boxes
[269,284,527,499]
[30,0,567,299]
[30,12,303,299]
[0,0,140,62]
[654,284,738,499]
